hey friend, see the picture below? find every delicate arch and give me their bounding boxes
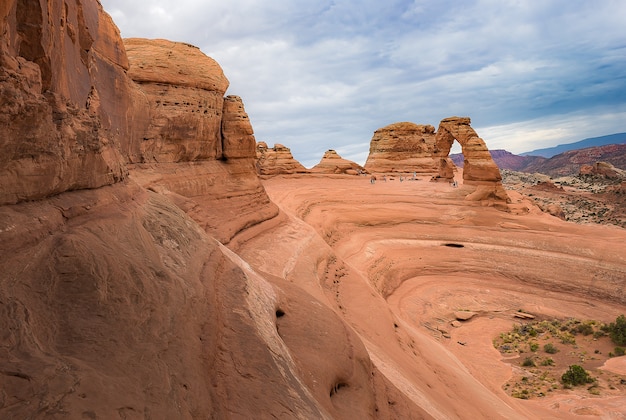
[434,117,502,183]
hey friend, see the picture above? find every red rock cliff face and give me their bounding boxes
[0,0,149,205]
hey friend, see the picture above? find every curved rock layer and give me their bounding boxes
[311,149,366,175]
[245,176,626,419]
[256,142,308,175]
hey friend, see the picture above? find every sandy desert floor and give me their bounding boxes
[235,172,626,419]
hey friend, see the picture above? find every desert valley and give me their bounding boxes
[1,1,625,419]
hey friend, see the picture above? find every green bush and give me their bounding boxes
[544,343,559,354]
[561,365,594,386]
[541,358,555,366]
[529,342,539,352]
[522,357,535,367]
[608,315,626,346]
[614,347,626,357]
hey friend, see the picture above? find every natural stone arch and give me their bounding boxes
[433,117,502,183]
[434,117,510,206]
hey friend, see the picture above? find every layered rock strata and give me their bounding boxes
[311,150,366,175]
[364,122,438,174]
[256,142,308,175]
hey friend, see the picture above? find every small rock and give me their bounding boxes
[454,311,477,321]
[451,320,462,328]
[514,312,535,320]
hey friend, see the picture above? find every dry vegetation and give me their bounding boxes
[494,315,626,399]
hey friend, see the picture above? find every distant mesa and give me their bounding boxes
[310,150,366,175]
[256,142,308,175]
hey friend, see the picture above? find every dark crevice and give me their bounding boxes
[330,382,348,397]
[443,243,464,248]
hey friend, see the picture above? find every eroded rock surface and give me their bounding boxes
[124,38,278,243]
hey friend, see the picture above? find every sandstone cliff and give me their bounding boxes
[122,38,278,243]
[311,149,366,175]
[256,142,309,175]
[0,0,149,205]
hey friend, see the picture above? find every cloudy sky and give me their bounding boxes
[101,0,626,167]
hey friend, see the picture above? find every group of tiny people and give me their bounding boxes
[369,172,419,184]
[369,172,459,187]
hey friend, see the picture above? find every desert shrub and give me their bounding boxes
[560,332,576,345]
[561,365,594,386]
[544,343,559,354]
[608,314,626,346]
[529,342,539,352]
[541,358,555,366]
[522,357,535,367]
[614,347,626,357]
[575,323,594,336]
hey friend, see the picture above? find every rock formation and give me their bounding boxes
[256,142,308,175]
[311,150,366,175]
[124,38,228,163]
[0,1,421,418]
[432,117,510,205]
[579,162,626,179]
[364,117,509,206]
[364,122,439,174]
[122,38,277,243]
